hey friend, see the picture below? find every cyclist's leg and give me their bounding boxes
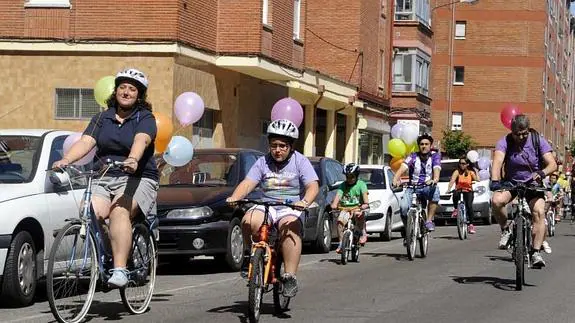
[400,188,414,225]
[491,190,514,230]
[276,212,303,297]
[463,191,474,223]
[528,192,547,266]
[336,211,350,252]
[108,177,157,286]
[353,209,367,244]
[241,206,267,246]
[452,191,461,217]
[424,186,440,229]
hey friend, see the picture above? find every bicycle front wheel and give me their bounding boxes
[248,248,265,323]
[406,211,417,261]
[514,216,525,291]
[121,223,157,314]
[47,222,98,323]
[273,253,290,313]
[340,231,351,265]
[457,203,467,240]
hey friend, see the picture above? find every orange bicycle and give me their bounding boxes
[234,199,305,323]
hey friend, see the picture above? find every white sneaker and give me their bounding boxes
[108,268,129,288]
[542,241,552,254]
[498,229,512,249]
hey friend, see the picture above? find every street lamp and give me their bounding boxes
[432,0,479,130]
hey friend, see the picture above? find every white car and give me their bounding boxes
[435,159,493,225]
[0,129,85,306]
[359,165,404,241]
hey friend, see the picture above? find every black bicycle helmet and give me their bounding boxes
[343,163,360,176]
[417,133,434,145]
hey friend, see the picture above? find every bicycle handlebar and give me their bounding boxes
[231,199,306,211]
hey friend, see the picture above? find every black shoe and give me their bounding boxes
[240,255,250,279]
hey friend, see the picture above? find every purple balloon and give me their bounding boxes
[478,169,490,181]
[63,133,96,166]
[174,92,205,126]
[477,156,490,170]
[271,98,303,127]
[391,123,404,139]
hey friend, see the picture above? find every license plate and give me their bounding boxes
[444,206,454,213]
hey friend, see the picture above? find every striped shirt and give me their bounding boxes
[403,152,442,185]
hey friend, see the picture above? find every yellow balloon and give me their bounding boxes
[388,139,407,158]
[94,76,116,108]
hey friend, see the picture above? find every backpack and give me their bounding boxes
[501,128,544,180]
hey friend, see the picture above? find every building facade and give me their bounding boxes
[430,0,574,160]
[0,0,394,164]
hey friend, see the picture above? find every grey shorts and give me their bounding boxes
[92,176,159,216]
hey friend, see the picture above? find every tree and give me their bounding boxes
[441,129,476,159]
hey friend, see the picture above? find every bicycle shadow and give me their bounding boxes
[207,301,291,322]
[451,275,535,291]
[485,255,513,263]
[41,293,174,322]
[361,252,411,261]
[434,235,461,240]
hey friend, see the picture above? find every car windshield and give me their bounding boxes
[157,153,239,187]
[358,168,386,189]
[0,135,41,184]
[439,162,459,182]
[311,161,322,185]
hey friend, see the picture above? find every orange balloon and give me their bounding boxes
[153,112,174,153]
[390,157,404,173]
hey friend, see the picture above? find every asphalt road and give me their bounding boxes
[2,222,575,323]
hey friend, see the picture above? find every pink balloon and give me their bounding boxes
[500,104,522,130]
[63,133,96,166]
[174,92,205,126]
[271,98,303,127]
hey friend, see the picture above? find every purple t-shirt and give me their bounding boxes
[403,152,441,185]
[495,133,553,183]
[246,151,319,202]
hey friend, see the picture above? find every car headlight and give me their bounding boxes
[166,207,213,219]
[475,186,487,196]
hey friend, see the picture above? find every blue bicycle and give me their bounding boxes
[46,160,158,323]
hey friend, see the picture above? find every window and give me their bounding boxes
[262,0,269,24]
[24,0,70,7]
[392,48,430,95]
[453,66,465,85]
[293,0,301,39]
[359,131,383,164]
[55,88,101,120]
[455,21,466,39]
[451,112,463,131]
[395,0,430,26]
[192,109,215,148]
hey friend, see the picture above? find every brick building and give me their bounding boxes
[430,0,575,160]
[0,0,394,164]
[391,0,434,135]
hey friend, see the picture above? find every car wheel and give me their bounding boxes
[219,217,244,271]
[380,209,392,241]
[314,213,332,253]
[0,231,37,307]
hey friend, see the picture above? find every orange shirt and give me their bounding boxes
[456,170,473,192]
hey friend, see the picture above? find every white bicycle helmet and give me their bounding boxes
[343,163,360,176]
[115,68,149,93]
[267,119,299,139]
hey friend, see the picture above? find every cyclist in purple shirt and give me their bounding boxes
[490,115,556,268]
[392,133,441,233]
[227,119,319,298]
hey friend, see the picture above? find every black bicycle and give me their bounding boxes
[498,183,548,291]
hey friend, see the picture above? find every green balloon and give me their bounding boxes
[94,76,115,108]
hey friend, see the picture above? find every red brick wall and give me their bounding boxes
[180,0,218,51]
[429,1,564,148]
[217,0,261,54]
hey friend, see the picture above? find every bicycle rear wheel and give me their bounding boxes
[351,232,360,262]
[273,253,290,313]
[547,212,556,237]
[418,218,429,258]
[514,216,525,291]
[121,223,157,314]
[47,222,98,323]
[457,203,467,240]
[406,211,417,261]
[249,248,265,323]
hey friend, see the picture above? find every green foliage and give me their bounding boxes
[441,129,476,159]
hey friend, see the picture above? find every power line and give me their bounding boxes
[305,28,358,53]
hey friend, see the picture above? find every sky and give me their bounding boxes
[571,2,575,16]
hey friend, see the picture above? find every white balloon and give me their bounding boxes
[400,124,419,145]
[467,150,479,163]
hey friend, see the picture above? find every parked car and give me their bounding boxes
[359,165,404,241]
[0,129,87,306]
[435,159,493,225]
